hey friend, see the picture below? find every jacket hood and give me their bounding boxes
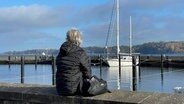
[59,41,82,56]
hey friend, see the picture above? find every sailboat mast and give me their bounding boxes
[116,0,120,57]
[129,16,132,55]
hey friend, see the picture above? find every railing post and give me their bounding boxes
[132,56,137,91]
[21,56,25,83]
[52,56,56,85]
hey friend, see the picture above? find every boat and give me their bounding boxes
[105,0,139,67]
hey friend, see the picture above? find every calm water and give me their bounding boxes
[0,64,184,94]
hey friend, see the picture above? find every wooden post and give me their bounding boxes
[99,55,102,79]
[138,55,141,66]
[35,55,37,69]
[21,56,25,83]
[119,54,121,79]
[100,55,102,69]
[52,56,56,85]
[161,54,164,68]
[132,56,137,91]
[166,56,169,67]
[146,56,149,59]
[89,56,92,75]
[161,65,164,86]
[118,54,121,90]
[138,55,141,77]
[8,56,11,68]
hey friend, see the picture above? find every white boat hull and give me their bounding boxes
[107,56,139,67]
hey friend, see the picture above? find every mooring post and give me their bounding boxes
[118,54,121,90]
[52,56,56,85]
[100,55,102,79]
[8,56,11,68]
[161,64,164,86]
[89,56,92,75]
[166,56,169,67]
[146,55,149,59]
[119,54,121,79]
[132,55,137,91]
[138,55,141,77]
[21,56,25,83]
[161,54,164,68]
[138,55,141,66]
[100,55,102,69]
[35,55,37,69]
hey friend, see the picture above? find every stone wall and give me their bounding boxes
[0,83,184,104]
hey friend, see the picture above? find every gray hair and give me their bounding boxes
[66,28,82,46]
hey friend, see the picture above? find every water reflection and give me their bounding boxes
[161,66,164,89]
[0,65,52,85]
[139,67,184,93]
[24,65,52,85]
[1,65,184,93]
[0,65,20,83]
[92,66,139,91]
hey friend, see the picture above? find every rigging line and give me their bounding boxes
[104,0,116,57]
[105,0,115,47]
[108,16,116,56]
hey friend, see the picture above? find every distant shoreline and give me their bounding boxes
[1,41,184,55]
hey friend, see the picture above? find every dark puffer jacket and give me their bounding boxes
[56,41,91,96]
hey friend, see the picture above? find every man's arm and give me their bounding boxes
[80,52,92,79]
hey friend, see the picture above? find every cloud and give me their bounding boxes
[0,4,68,52]
[117,0,184,45]
[0,2,112,46]
[77,0,184,46]
[1,0,184,53]
[0,4,67,31]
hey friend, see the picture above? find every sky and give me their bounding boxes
[0,0,184,53]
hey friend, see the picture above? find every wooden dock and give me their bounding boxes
[140,55,184,67]
[0,55,52,64]
[1,55,184,67]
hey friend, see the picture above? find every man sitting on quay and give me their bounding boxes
[56,28,91,96]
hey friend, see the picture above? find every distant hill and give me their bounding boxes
[2,41,184,55]
[134,41,184,54]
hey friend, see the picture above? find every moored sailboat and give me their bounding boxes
[105,0,139,67]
